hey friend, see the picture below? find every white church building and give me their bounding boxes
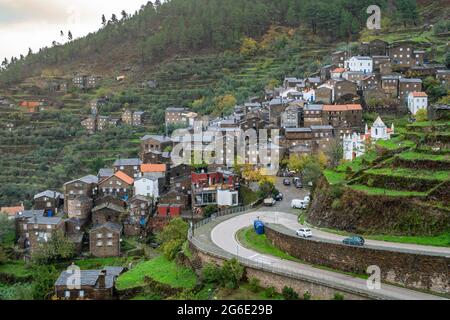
[343,117,394,161]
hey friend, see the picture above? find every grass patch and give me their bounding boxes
[215,282,284,300]
[397,151,450,162]
[236,227,301,262]
[0,260,32,278]
[365,167,450,181]
[348,185,428,197]
[116,256,197,290]
[376,136,415,150]
[73,257,134,270]
[323,170,346,185]
[240,185,260,206]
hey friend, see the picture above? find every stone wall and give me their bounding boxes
[265,226,450,294]
[189,242,368,300]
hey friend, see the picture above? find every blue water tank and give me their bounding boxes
[47,210,54,217]
[253,220,265,235]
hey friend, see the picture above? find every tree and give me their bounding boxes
[302,161,323,185]
[121,10,128,20]
[282,286,299,300]
[221,258,245,289]
[240,37,258,57]
[0,213,14,245]
[158,218,189,261]
[111,14,118,24]
[213,94,237,116]
[68,31,73,41]
[31,230,76,265]
[446,52,450,68]
[415,109,428,122]
[101,14,107,26]
[327,138,343,168]
[31,265,59,300]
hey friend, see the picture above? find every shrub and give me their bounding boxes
[221,258,245,289]
[158,218,189,261]
[303,291,311,300]
[331,199,342,210]
[248,277,260,293]
[264,286,277,298]
[201,263,222,284]
[334,293,345,300]
[282,286,299,300]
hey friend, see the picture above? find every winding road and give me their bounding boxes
[206,178,449,300]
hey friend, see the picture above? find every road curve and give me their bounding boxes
[210,210,447,300]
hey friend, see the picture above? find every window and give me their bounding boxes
[107,233,113,238]
[47,225,52,229]
[79,291,85,298]
[23,224,27,231]
[97,233,103,239]
[96,241,103,247]
[46,202,52,207]
[65,291,70,298]
[107,241,113,246]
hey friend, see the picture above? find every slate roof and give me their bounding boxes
[399,78,422,83]
[113,158,142,167]
[92,202,125,214]
[91,222,123,233]
[34,190,62,200]
[98,168,114,178]
[310,125,334,130]
[55,267,124,289]
[15,210,45,219]
[64,175,99,186]
[140,135,172,143]
[304,104,323,111]
[285,127,312,133]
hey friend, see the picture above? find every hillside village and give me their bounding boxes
[0,34,449,300]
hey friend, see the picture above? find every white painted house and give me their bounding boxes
[343,117,394,161]
[407,92,428,115]
[217,189,239,207]
[346,56,373,74]
[134,177,159,198]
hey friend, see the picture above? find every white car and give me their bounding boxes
[296,228,313,238]
[291,199,307,209]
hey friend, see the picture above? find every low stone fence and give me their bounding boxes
[265,225,450,295]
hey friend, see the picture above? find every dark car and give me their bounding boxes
[274,193,283,201]
[343,236,365,246]
[283,179,291,186]
[295,180,303,188]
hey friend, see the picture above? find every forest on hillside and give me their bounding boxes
[0,0,423,86]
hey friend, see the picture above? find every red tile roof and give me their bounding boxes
[0,205,25,216]
[114,171,134,185]
[19,101,40,108]
[332,67,346,73]
[411,92,428,97]
[141,164,166,173]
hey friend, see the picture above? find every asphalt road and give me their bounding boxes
[210,210,447,300]
[265,178,450,257]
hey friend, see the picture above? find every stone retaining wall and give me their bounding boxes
[265,226,450,295]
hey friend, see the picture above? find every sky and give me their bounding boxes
[0,0,147,61]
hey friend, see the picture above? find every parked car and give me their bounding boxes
[291,199,307,209]
[295,180,303,188]
[274,193,283,201]
[293,177,301,184]
[296,228,313,238]
[283,179,291,186]
[264,198,276,207]
[343,236,365,246]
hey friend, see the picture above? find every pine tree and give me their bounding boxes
[68,31,73,41]
[101,14,107,26]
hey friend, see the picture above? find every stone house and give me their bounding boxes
[381,75,401,98]
[33,190,63,214]
[330,79,358,103]
[89,223,123,257]
[113,158,142,179]
[63,175,98,214]
[331,51,348,67]
[322,104,363,133]
[66,195,93,221]
[389,42,414,68]
[92,202,125,225]
[436,69,450,85]
[140,135,173,155]
[165,107,189,126]
[399,78,422,102]
[98,171,134,200]
[54,266,124,300]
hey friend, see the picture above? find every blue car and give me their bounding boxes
[343,236,365,246]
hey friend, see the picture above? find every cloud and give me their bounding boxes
[0,0,146,60]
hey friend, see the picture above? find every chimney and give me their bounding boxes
[98,270,106,289]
